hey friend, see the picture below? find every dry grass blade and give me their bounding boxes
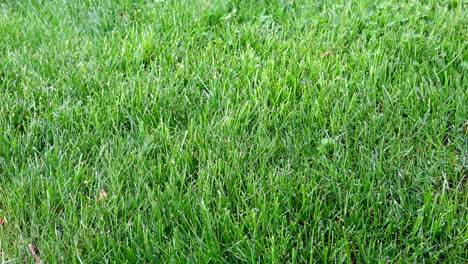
[29,244,42,264]
[320,50,334,58]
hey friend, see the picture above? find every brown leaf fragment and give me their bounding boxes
[0,219,5,226]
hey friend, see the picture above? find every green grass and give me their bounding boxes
[0,0,467,263]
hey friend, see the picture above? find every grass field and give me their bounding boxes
[0,0,467,263]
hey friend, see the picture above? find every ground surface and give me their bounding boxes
[0,0,467,263]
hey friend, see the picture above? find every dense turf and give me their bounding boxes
[1,0,467,263]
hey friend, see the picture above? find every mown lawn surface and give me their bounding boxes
[0,0,467,263]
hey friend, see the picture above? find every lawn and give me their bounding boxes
[0,0,467,263]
